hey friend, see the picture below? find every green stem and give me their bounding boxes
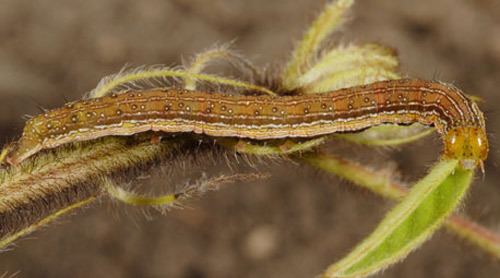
[304,153,500,260]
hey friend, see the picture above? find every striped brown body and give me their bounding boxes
[5,79,488,168]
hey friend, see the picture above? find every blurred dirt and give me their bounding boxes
[1,0,500,277]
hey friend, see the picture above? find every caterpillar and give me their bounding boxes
[4,79,488,170]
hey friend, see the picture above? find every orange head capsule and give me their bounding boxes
[443,126,488,171]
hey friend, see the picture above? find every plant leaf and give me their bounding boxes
[335,124,435,146]
[282,0,354,89]
[297,43,399,88]
[322,159,473,277]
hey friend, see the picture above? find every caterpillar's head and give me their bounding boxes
[443,126,488,171]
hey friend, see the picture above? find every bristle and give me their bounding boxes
[87,64,184,99]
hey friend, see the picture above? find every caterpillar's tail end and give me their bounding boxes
[0,142,19,167]
[443,126,488,172]
[0,147,9,166]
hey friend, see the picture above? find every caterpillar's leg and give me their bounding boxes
[150,134,162,145]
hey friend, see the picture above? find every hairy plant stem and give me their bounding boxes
[303,153,500,260]
[0,137,180,247]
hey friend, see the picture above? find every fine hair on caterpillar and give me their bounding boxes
[3,79,488,170]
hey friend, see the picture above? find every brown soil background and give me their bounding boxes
[1,0,500,277]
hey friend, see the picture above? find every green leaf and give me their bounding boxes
[335,123,435,146]
[282,0,354,89]
[322,160,474,277]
